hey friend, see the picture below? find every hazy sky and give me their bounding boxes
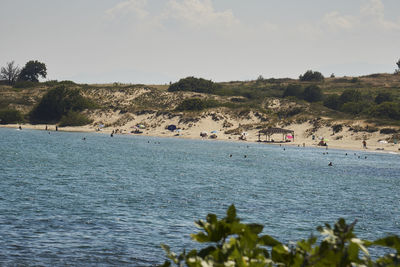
[1,0,399,83]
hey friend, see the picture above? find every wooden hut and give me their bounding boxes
[258,127,294,142]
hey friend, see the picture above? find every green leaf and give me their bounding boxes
[373,235,400,252]
[247,223,264,235]
[258,235,281,247]
[226,204,237,222]
[191,232,210,243]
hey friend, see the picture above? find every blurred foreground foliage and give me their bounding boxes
[161,205,400,267]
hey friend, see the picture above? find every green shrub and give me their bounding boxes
[59,110,92,126]
[0,109,23,124]
[175,98,220,111]
[370,102,400,120]
[282,84,303,98]
[323,94,341,110]
[299,70,324,81]
[340,89,362,104]
[168,77,221,94]
[30,86,95,123]
[161,205,400,267]
[375,92,394,104]
[303,85,323,102]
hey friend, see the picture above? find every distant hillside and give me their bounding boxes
[1,74,400,127]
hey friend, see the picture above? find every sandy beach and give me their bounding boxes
[2,110,399,154]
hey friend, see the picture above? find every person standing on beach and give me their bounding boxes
[363,140,367,149]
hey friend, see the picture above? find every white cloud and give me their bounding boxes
[323,0,400,31]
[323,11,358,30]
[162,0,240,29]
[105,0,149,20]
[360,0,400,30]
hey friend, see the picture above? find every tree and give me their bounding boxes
[18,60,47,82]
[0,61,20,85]
[303,85,323,102]
[299,70,324,82]
[397,59,400,70]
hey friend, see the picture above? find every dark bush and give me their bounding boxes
[339,89,362,104]
[332,124,343,133]
[59,110,92,127]
[303,85,323,102]
[299,70,324,81]
[323,94,341,110]
[380,128,398,134]
[282,84,303,98]
[0,109,23,124]
[30,86,95,123]
[375,92,393,104]
[168,77,221,94]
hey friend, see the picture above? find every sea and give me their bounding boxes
[0,128,399,266]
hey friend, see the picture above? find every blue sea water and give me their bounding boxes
[0,128,399,266]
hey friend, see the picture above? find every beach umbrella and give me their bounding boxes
[323,138,329,142]
[287,135,293,139]
[99,124,104,128]
[242,132,249,136]
[167,125,177,131]
[175,129,182,132]
[211,130,218,134]
[138,124,146,129]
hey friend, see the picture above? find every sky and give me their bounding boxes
[1,0,399,84]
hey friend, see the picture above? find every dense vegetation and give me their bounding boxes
[299,70,324,82]
[168,77,221,94]
[161,205,400,266]
[29,86,94,124]
[0,108,23,124]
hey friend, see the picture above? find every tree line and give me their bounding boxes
[0,60,47,85]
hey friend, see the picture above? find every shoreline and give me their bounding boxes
[2,123,399,155]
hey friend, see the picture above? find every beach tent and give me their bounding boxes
[137,124,146,129]
[211,130,218,134]
[167,125,177,131]
[258,127,294,142]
